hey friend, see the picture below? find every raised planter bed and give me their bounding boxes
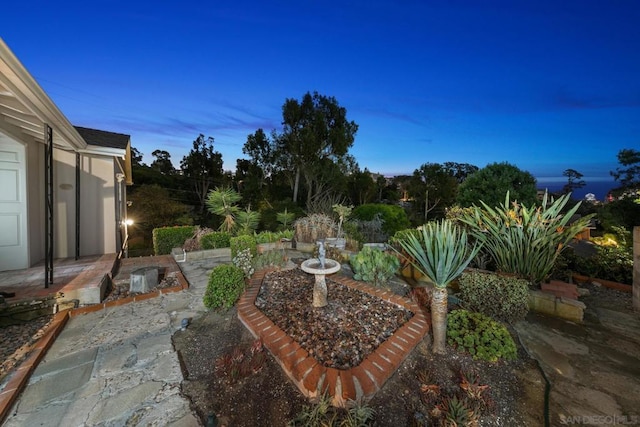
[237,269,429,407]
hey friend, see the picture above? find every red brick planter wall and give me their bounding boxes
[237,269,430,407]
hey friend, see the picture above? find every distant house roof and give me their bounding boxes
[75,126,130,150]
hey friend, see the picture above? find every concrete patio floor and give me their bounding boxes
[0,255,110,304]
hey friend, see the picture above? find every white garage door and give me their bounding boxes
[0,135,28,271]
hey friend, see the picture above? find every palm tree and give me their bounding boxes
[396,219,480,354]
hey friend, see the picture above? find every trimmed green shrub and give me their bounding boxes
[447,309,517,362]
[203,264,246,308]
[350,246,400,288]
[152,226,196,255]
[230,234,257,258]
[458,270,529,324]
[200,231,231,249]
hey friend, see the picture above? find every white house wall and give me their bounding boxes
[22,145,117,263]
[52,148,77,258]
[26,138,43,265]
[79,154,116,256]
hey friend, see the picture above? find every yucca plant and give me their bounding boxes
[395,220,480,354]
[206,187,241,233]
[458,192,594,285]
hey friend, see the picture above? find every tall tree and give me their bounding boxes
[409,163,458,222]
[562,168,586,195]
[375,175,388,202]
[235,158,265,207]
[442,162,479,183]
[150,150,175,175]
[347,167,376,205]
[610,148,640,190]
[130,147,144,167]
[457,162,538,208]
[242,129,276,201]
[276,91,358,208]
[180,134,224,214]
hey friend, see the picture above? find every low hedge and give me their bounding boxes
[152,226,196,255]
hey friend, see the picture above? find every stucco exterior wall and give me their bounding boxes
[26,139,43,265]
[79,154,117,256]
[23,146,117,263]
[53,148,77,258]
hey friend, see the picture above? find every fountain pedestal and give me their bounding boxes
[301,258,341,308]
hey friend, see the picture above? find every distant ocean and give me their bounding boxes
[535,178,617,202]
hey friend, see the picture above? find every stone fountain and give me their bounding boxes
[300,241,341,307]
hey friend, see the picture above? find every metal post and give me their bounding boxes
[44,124,54,288]
[75,152,80,260]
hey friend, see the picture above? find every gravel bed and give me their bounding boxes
[255,268,413,369]
[0,315,54,385]
[102,272,181,302]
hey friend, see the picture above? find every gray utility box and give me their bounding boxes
[130,267,159,293]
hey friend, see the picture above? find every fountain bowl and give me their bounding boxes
[300,258,341,275]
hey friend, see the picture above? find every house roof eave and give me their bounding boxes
[0,38,87,150]
[79,144,127,158]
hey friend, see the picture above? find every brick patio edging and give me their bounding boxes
[237,269,430,407]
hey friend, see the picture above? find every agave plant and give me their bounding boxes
[458,191,594,285]
[395,219,480,354]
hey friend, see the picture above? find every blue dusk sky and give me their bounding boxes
[2,1,639,199]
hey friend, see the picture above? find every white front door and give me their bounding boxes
[0,135,28,271]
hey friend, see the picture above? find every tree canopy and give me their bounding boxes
[457,162,538,208]
[610,148,640,191]
[150,150,175,175]
[180,134,224,214]
[276,91,358,208]
[408,162,460,221]
[562,168,586,195]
